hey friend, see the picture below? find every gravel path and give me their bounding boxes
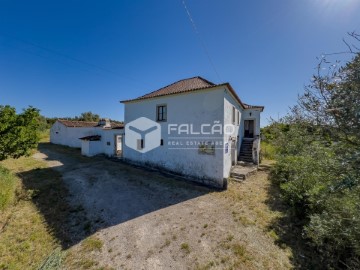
[34,144,292,270]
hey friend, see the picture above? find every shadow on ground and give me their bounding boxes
[18,143,211,249]
[259,164,322,270]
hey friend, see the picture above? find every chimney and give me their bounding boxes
[98,118,111,128]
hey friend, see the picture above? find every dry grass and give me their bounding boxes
[206,162,292,269]
[0,134,295,270]
[0,166,19,211]
[81,237,104,252]
[180,243,190,254]
[0,155,64,270]
[0,130,75,269]
[65,236,104,269]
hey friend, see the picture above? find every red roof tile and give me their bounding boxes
[120,76,264,111]
[120,76,217,103]
[57,119,124,129]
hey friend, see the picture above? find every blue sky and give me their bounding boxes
[1,0,359,126]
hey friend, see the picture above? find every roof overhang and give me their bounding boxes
[120,82,264,112]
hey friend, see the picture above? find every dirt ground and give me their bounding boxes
[33,143,293,270]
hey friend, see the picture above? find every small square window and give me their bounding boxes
[157,105,167,122]
[160,139,164,146]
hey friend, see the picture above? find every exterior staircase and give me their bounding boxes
[230,138,259,182]
[238,139,254,163]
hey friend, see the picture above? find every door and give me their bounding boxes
[244,120,254,138]
[115,135,123,157]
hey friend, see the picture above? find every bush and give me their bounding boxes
[260,141,276,160]
[270,124,360,267]
[0,165,18,211]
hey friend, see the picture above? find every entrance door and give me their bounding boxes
[115,135,123,157]
[244,120,254,138]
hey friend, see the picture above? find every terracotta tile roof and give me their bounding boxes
[109,122,125,129]
[120,76,264,112]
[120,76,218,103]
[57,119,124,129]
[58,119,98,127]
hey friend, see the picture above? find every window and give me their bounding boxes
[157,105,167,121]
[237,110,240,125]
[160,139,164,146]
[232,106,235,124]
[137,139,144,150]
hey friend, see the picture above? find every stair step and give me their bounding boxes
[239,158,253,162]
[230,172,246,181]
[230,163,258,181]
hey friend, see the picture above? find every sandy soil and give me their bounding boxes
[33,144,292,270]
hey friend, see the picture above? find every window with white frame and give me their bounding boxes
[156,104,167,121]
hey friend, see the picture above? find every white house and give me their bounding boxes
[50,119,124,157]
[121,76,264,189]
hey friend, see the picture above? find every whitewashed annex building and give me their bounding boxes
[50,77,264,189]
[50,119,124,157]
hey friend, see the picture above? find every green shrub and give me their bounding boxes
[0,165,18,211]
[260,141,276,160]
[270,128,360,267]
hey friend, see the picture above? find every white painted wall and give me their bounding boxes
[101,129,124,156]
[223,89,243,178]
[50,121,124,156]
[123,87,226,188]
[242,109,261,136]
[81,140,103,157]
[50,121,100,148]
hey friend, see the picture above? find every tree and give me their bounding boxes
[0,105,40,161]
[271,34,360,268]
[77,111,100,122]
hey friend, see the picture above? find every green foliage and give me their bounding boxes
[260,122,290,160]
[271,42,360,268]
[261,122,290,143]
[260,141,276,160]
[0,105,40,161]
[77,111,100,122]
[37,115,49,132]
[0,165,18,211]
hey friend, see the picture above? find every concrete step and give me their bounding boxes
[239,153,252,156]
[239,157,253,162]
[230,164,258,182]
[230,172,246,181]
